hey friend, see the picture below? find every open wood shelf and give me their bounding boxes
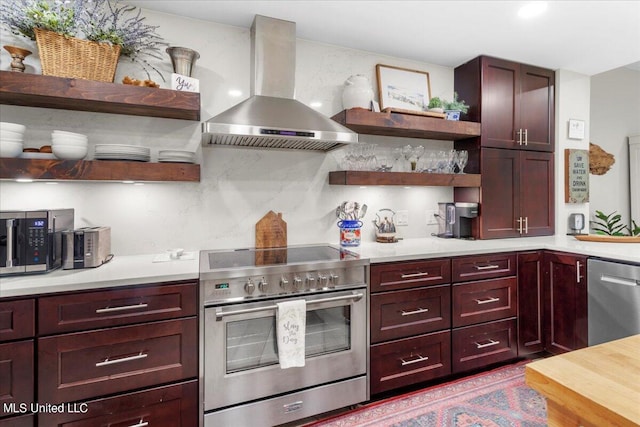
[0,71,200,120]
[0,158,200,182]
[331,108,481,141]
[329,170,481,187]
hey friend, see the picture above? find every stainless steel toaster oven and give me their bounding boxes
[62,226,112,269]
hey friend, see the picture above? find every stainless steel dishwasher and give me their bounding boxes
[588,258,640,346]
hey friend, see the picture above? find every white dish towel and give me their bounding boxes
[276,299,306,369]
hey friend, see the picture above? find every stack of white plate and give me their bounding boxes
[1,122,26,157]
[95,144,151,162]
[158,149,197,163]
[51,130,89,160]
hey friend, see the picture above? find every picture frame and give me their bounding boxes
[375,64,431,112]
[568,119,586,140]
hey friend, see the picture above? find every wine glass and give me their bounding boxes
[391,147,403,171]
[402,145,413,172]
[456,150,469,174]
[413,145,425,172]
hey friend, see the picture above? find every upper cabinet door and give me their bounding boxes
[519,65,555,151]
[481,57,520,149]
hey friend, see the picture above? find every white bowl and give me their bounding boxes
[51,137,89,148]
[0,122,26,133]
[52,144,88,160]
[0,140,24,158]
[52,130,88,138]
[0,129,25,140]
[0,136,24,143]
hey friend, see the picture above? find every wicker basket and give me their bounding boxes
[34,28,121,82]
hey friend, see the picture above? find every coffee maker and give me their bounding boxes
[453,202,478,239]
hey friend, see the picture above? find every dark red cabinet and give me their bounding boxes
[454,55,555,152]
[543,251,588,355]
[517,251,545,355]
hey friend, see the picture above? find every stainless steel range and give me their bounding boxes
[199,245,369,427]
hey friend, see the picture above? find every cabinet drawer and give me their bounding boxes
[38,281,197,335]
[371,285,451,344]
[451,253,516,283]
[370,259,451,293]
[38,318,197,404]
[370,330,451,395]
[0,341,34,418]
[38,380,198,427]
[0,300,35,342]
[452,318,518,373]
[452,277,517,327]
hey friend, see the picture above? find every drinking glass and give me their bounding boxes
[402,145,413,171]
[413,145,425,172]
[392,147,403,171]
[456,149,469,174]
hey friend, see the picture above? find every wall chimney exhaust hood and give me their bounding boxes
[202,15,358,151]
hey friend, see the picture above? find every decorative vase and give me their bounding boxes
[166,46,200,77]
[3,45,32,72]
[342,74,374,110]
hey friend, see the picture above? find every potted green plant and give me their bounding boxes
[443,92,469,121]
[427,96,444,113]
[591,210,640,236]
[0,0,165,82]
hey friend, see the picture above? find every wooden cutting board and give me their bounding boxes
[574,234,640,243]
[255,211,287,248]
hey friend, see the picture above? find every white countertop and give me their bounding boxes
[1,236,638,299]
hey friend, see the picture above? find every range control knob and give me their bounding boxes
[329,273,339,287]
[244,278,255,294]
[318,273,329,287]
[306,275,316,288]
[280,276,290,290]
[292,276,303,290]
[258,278,269,293]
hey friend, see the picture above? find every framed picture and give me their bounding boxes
[568,119,585,140]
[375,64,431,112]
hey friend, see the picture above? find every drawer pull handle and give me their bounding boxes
[474,264,500,271]
[400,354,429,366]
[475,339,500,349]
[128,420,149,427]
[96,303,149,314]
[401,307,430,316]
[475,297,500,305]
[400,272,429,279]
[96,352,148,367]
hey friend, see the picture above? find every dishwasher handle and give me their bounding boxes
[600,275,640,287]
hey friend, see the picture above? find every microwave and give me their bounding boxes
[0,209,74,276]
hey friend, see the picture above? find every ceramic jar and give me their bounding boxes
[342,74,374,110]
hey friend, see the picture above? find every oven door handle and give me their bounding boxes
[214,292,364,319]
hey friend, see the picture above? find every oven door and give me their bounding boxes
[204,288,367,411]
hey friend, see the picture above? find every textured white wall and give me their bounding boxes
[590,67,640,227]
[0,9,455,255]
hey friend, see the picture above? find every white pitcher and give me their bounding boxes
[342,75,374,110]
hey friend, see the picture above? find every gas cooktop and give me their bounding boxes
[202,245,360,271]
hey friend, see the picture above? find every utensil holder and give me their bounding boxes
[338,220,363,247]
[166,46,200,77]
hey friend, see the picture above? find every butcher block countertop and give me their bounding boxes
[525,334,640,427]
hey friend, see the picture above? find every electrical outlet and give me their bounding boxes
[396,210,409,226]
[426,210,438,225]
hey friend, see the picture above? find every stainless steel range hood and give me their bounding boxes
[202,15,358,151]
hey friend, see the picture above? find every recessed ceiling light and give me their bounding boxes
[310,101,322,108]
[16,178,33,183]
[518,2,548,19]
[122,180,135,184]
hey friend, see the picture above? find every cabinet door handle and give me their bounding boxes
[576,261,583,283]
[401,307,430,316]
[400,272,429,279]
[128,420,149,427]
[96,303,149,314]
[400,354,429,366]
[96,352,148,367]
[475,339,500,349]
[524,128,528,146]
[474,297,500,305]
[474,264,500,271]
[524,216,529,234]
[517,217,523,234]
[517,129,523,145]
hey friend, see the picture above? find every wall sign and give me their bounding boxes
[565,149,590,203]
[568,119,585,140]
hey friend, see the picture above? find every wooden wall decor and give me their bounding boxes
[589,142,615,175]
[565,149,589,203]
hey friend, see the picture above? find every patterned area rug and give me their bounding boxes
[309,362,546,427]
